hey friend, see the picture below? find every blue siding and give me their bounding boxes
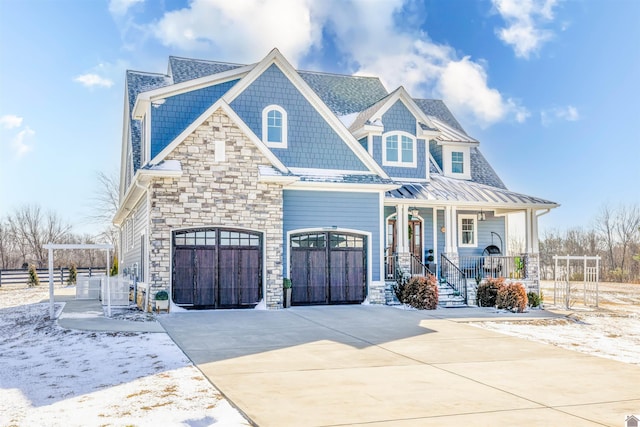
[230,64,368,171]
[283,190,381,281]
[359,136,368,151]
[150,79,239,158]
[437,209,445,256]
[382,101,416,135]
[418,208,435,259]
[430,140,443,170]
[457,212,505,256]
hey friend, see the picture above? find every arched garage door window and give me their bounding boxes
[290,231,366,305]
[173,228,262,309]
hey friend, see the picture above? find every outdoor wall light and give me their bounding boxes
[477,210,486,221]
[410,208,419,217]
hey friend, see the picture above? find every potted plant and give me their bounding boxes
[155,290,169,313]
[283,278,292,308]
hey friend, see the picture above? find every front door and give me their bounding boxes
[387,218,422,260]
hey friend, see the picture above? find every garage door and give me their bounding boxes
[172,228,262,309]
[290,231,366,305]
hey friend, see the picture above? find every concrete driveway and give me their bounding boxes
[159,305,640,426]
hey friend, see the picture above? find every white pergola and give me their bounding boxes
[43,243,114,319]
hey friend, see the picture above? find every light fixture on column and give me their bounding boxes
[409,208,419,217]
[477,210,486,221]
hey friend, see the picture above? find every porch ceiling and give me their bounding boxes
[386,175,558,208]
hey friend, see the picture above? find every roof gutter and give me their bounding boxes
[113,165,183,226]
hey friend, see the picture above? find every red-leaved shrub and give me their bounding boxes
[476,277,505,307]
[497,282,528,313]
[401,275,439,310]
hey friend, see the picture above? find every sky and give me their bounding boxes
[1,0,639,237]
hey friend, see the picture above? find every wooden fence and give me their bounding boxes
[0,267,107,287]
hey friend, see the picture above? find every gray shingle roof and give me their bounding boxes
[168,56,245,83]
[297,71,389,115]
[413,99,466,134]
[470,147,506,189]
[387,175,557,207]
[126,71,173,171]
[348,88,398,132]
[124,55,510,193]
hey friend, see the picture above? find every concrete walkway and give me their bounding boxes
[55,295,164,332]
[159,305,640,426]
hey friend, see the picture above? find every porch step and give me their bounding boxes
[437,284,467,308]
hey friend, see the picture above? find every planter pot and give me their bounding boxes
[155,299,169,313]
[283,288,292,308]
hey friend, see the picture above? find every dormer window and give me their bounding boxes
[383,131,416,167]
[442,145,471,179]
[452,151,464,174]
[262,105,287,148]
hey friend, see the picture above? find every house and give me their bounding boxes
[113,48,558,311]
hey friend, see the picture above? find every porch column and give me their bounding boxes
[444,206,457,255]
[524,208,534,253]
[395,204,402,253]
[432,207,438,263]
[531,209,540,253]
[396,204,410,253]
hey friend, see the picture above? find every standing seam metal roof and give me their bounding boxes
[387,175,556,206]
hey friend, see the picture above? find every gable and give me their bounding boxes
[150,79,239,159]
[381,100,417,135]
[230,63,369,171]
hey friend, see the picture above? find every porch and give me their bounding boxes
[384,252,540,307]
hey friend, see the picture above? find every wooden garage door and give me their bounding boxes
[290,232,366,305]
[172,228,262,309]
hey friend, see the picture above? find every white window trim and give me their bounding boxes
[262,104,287,148]
[382,131,417,168]
[458,214,478,248]
[442,145,471,179]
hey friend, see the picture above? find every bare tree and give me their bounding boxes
[0,219,12,269]
[89,170,120,252]
[615,204,640,280]
[594,205,616,270]
[88,171,120,224]
[7,205,71,267]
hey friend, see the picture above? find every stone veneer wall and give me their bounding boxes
[148,108,284,309]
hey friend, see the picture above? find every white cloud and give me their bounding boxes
[435,57,530,127]
[74,73,114,88]
[541,105,580,126]
[151,0,322,66]
[0,114,23,129]
[145,0,527,127]
[492,0,558,59]
[10,127,35,158]
[109,0,144,16]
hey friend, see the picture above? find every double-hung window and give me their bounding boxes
[383,132,416,167]
[452,151,464,174]
[458,215,477,247]
[262,105,287,148]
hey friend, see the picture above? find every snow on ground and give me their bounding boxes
[470,281,640,365]
[0,285,249,427]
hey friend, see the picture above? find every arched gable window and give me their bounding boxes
[382,131,416,167]
[262,105,287,148]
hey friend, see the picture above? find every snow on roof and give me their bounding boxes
[140,159,182,172]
